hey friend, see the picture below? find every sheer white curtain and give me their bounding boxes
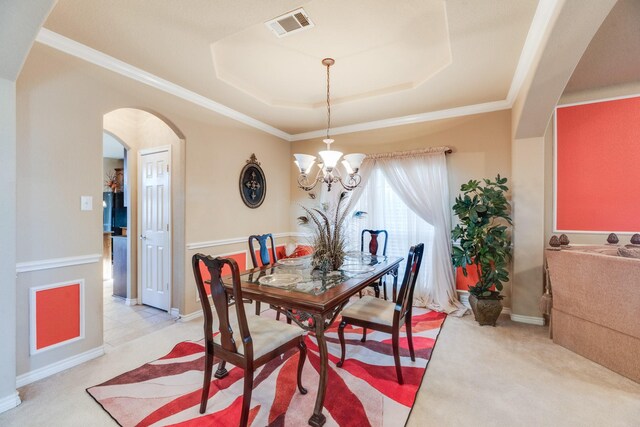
[348,148,467,316]
[346,167,436,295]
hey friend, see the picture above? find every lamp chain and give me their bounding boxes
[326,61,331,143]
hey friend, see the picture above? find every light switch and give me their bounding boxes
[80,196,93,211]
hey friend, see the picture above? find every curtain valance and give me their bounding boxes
[364,146,452,160]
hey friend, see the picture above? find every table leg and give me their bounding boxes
[392,266,399,302]
[309,313,328,427]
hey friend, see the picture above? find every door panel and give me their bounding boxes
[140,149,171,311]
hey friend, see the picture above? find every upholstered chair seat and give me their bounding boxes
[213,314,304,359]
[340,296,396,327]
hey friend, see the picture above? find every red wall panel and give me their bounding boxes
[198,252,247,296]
[556,96,640,232]
[35,283,81,350]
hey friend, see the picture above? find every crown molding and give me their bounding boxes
[35,28,291,141]
[289,99,511,141]
[36,0,560,142]
[506,0,562,104]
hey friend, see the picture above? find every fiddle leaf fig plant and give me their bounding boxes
[451,175,512,299]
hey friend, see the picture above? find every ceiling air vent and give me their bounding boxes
[265,8,314,38]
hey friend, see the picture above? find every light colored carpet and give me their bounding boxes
[1,313,639,426]
[408,314,640,427]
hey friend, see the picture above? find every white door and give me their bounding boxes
[139,148,171,311]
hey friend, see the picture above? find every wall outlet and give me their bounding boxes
[80,196,93,211]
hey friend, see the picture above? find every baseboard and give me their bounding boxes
[16,346,104,388]
[457,291,470,308]
[510,313,545,326]
[169,307,180,318]
[178,310,203,322]
[125,298,138,306]
[0,392,21,414]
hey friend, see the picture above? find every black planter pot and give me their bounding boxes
[469,294,503,326]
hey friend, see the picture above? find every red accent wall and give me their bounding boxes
[252,245,286,267]
[35,283,81,350]
[455,266,479,291]
[556,96,640,232]
[198,252,247,296]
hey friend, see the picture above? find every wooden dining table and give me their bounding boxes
[222,254,403,426]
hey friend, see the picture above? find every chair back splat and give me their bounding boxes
[361,229,388,256]
[249,233,277,267]
[192,254,251,356]
[394,243,425,324]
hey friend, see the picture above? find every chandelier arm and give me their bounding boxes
[297,173,322,192]
[337,173,362,191]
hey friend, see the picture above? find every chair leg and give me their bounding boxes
[382,278,387,300]
[214,360,228,379]
[200,340,214,414]
[358,290,363,298]
[361,327,367,343]
[392,331,404,385]
[337,320,347,367]
[275,308,280,320]
[297,339,308,394]
[240,369,254,427]
[373,283,380,298]
[406,317,415,362]
[286,310,292,324]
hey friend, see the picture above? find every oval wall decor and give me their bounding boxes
[239,153,266,208]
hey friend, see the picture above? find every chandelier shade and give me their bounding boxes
[294,58,365,192]
[294,153,316,174]
[318,150,343,169]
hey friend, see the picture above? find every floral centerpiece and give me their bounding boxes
[297,191,361,273]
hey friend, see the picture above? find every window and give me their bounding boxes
[346,168,434,287]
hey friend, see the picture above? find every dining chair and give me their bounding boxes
[360,229,390,299]
[337,243,424,385]
[192,253,307,426]
[248,233,281,318]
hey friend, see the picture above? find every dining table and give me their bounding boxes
[222,253,403,426]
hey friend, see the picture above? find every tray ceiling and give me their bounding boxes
[44,0,539,135]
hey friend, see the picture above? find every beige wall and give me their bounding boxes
[15,44,291,376]
[290,110,513,305]
[0,77,18,402]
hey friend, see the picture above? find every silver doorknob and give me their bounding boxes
[139,235,147,240]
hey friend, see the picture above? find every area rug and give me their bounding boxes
[87,309,446,426]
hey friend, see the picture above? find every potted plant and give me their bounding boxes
[451,175,512,326]
[297,191,355,273]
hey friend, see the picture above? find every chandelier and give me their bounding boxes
[294,58,365,192]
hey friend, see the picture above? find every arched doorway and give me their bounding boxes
[102,108,186,347]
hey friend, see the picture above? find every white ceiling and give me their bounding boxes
[43,0,540,136]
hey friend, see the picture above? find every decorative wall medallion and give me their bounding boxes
[239,153,266,209]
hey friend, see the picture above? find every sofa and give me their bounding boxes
[546,246,640,383]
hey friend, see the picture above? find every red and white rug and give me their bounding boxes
[88,309,446,426]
